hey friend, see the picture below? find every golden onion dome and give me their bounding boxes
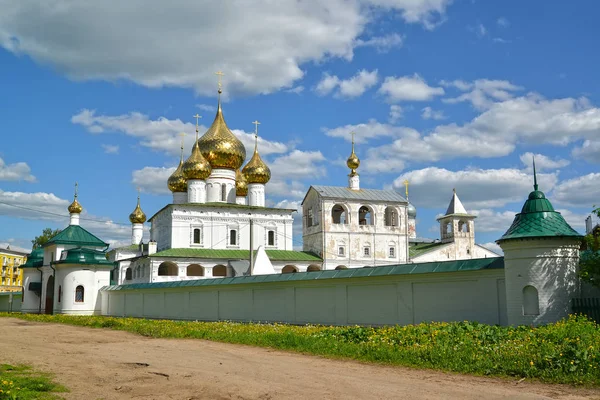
[235,168,248,197]
[182,140,212,180]
[242,137,271,185]
[167,145,188,192]
[68,197,83,214]
[346,136,360,176]
[129,196,146,224]
[197,95,246,170]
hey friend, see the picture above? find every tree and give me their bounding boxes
[31,228,62,250]
[579,206,600,288]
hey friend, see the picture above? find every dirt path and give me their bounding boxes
[0,318,598,400]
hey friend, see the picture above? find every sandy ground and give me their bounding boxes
[0,318,599,400]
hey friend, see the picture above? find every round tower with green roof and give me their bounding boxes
[497,160,582,326]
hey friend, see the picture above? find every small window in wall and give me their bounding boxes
[75,285,84,303]
[389,247,395,258]
[125,267,132,280]
[229,230,237,246]
[193,228,201,244]
[338,246,345,256]
[267,230,275,246]
[58,285,62,303]
[364,247,370,257]
[221,184,227,202]
[522,286,540,316]
[307,209,314,227]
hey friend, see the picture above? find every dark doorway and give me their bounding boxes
[45,275,54,315]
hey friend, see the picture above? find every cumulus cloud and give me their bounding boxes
[101,144,119,154]
[519,152,570,172]
[315,69,379,98]
[0,1,451,95]
[481,242,503,255]
[393,167,558,209]
[421,106,445,120]
[441,79,522,109]
[470,208,518,233]
[378,74,445,102]
[72,109,289,158]
[355,33,404,52]
[389,105,403,123]
[572,140,600,164]
[270,150,327,179]
[0,157,36,182]
[132,167,175,195]
[552,173,600,208]
[323,119,414,144]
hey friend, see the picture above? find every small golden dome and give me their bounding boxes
[346,135,360,176]
[167,147,188,192]
[182,140,212,180]
[68,197,83,214]
[242,137,271,185]
[129,196,146,224]
[235,168,248,197]
[197,98,246,170]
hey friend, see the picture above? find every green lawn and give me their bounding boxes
[0,364,67,400]
[2,313,599,386]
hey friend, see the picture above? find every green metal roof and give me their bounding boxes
[150,248,322,262]
[409,242,446,258]
[149,202,297,222]
[45,225,108,248]
[111,244,141,252]
[101,257,504,291]
[52,247,112,266]
[21,248,44,269]
[498,189,581,242]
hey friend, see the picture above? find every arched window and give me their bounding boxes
[158,262,178,276]
[358,206,374,226]
[187,264,204,277]
[193,228,201,244]
[229,230,237,246]
[213,265,227,277]
[125,267,132,280]
[282,265,298,274]
[331,204,348,224]
[307,264,321,272]
[384,206,398,227]
[267,230,275,246]
[338,246,345,256]
[75,285,84,303]
[458,220,469,233]
[221,184,227,202]
[445,222,452,234]
[523,286,540,316]
[58,285,62,303]
[335,265,348,270]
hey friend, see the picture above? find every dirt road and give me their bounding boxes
[0,318,598,400]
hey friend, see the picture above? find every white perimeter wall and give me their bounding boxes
[101,269,507,326]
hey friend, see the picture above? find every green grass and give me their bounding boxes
[1,313,599,386]
[0,364,67,400]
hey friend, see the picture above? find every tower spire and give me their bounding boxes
[403,179,409,201]
[215,70,224,109]
[533,156,539,191]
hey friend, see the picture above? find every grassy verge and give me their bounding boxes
[0,364,67,400]
[1,313,599,386]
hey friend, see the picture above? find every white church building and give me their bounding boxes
[18,84,589,326]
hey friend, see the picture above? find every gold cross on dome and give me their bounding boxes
[215,71,224,89]
[252,120,261,138]
[137,186,141,200]
[403,179,409,199]
[350,131,356,144]
[74,182,79,198]
[193,114,202,128]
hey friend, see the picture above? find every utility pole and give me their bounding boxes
[249,217,254,275]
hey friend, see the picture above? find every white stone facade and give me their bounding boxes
[206,169,236,203]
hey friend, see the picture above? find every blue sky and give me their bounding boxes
[0,0,599,253]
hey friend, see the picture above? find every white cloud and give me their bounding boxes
[481,242,503,255]
[552,173,600,208]
[492,37,510,44]
[101,144,119,154]
[0,189,132,246]
[323,119,414,144]
[421,106,445,120]
[196,104,216,112]
[0,157,36,182]
[497,17,510,28]
[0,241,30,254]
[470,209,518,233]
[519,152,570,172]
[72,109,289,158]
[471,23,487,37]
[378,74,445,102]
[270,150,327,180]
[132,167,175,195]
[572,140,600,164]
[315,69,379,98]
[355,33,404,52]
[389,105,403,123]
[285,86,305,94]
[442,79,522,109]
[393,167,558,209]
[268,180,307,200]
[0,1,450,95]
